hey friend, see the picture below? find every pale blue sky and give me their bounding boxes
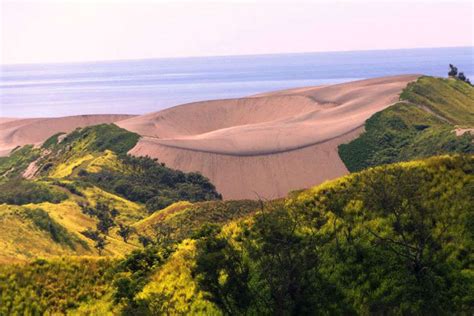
[1,0,473,64]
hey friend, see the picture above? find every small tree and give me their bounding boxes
[458,72,466,82]
[138,235,153,247]
[95,235,108,255]
[97,213,115,235]
[117,224,134,243]
[448,64,458,77]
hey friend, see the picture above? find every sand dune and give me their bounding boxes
[0,75,418,198]
[118,74,419,199]
[0,114,133,156]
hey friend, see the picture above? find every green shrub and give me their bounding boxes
[0,179,67,205]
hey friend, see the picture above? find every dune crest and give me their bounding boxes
[118,74,419,199]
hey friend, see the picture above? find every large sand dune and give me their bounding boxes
[0,114,133,156]
[118,74,419,199]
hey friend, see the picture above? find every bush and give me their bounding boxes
[0,179,68,205]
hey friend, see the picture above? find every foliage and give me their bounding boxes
[0,145,40,179]
[0,179,67,205]
[448,64,458,77]
[134,200,260,245]
[339,76,474,171]
[41,132,65,149]
[0,257,115,315]
[111,246,172,313]
[448,64,472,85]
[193,155,473,315]
[56,124,140,156]
[0,155,472,314]
[194,203,350,315]
[25,208,80,249]
[136,240,221,315]
[81,154,222,211]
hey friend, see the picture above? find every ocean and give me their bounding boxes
[1,46,472,118]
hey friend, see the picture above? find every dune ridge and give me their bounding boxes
[118,74,419,199]
[0,75,418,198]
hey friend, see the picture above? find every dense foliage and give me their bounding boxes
[339,76,474,171]
[0,179,67,205]
[0,145,40,180]
[0,258,115,315]
[192,155,474,315]
[81,154,222,211]
[55,123,140,156]
[0,155,472,314]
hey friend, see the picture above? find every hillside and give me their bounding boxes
[339,76,474,171]
[0,154,472,314]
[0,124,222,262]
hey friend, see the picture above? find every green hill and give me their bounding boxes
[0,154,472,315]
[339,76,474,172]
[0,124,222,262]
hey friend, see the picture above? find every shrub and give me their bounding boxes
[0,179,68,205]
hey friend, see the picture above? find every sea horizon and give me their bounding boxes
[1,46,473,118]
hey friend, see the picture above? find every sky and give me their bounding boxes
[1,0,473,65]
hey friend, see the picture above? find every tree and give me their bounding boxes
[94,235,108,255]
[448,64,458,77]
[458,72,466,82]
[97,213,115,235]
[194,203,349,315]
[138,235,153,247]
[117,224,134,243]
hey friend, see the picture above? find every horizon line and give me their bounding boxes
[2,45,473,67]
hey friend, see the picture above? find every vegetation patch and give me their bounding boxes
[0,145,40,179]
[24,208,81,249]
[400,76,474,126]
[80,155,222,211]
[41,132,66,149]
[59,124,140,155]
[0,257,115,315]
[0,179,67,205]
[339,76,474,171]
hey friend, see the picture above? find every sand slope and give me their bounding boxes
[0,114,133,156]
[118,74,419,199]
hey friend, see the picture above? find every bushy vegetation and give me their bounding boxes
[41,132,65,149]
[56,124,140,155]
[0,179,67,205]
[339,76,474,171]
[191,155,474,315]
[81,154,222,211]
[0,258,115,315]
[448,64,472,85]
[135,200,260,245]
[0,145,40,180]
[0,155,472,314]
[25,208,83,250]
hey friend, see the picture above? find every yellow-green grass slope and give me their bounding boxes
[0,124,221,262]
[2,154,468,315]
[339,76,474,172]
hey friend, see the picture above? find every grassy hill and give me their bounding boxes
[0,154,472,314]
[339,76,474,172]
[0,124,222,262]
